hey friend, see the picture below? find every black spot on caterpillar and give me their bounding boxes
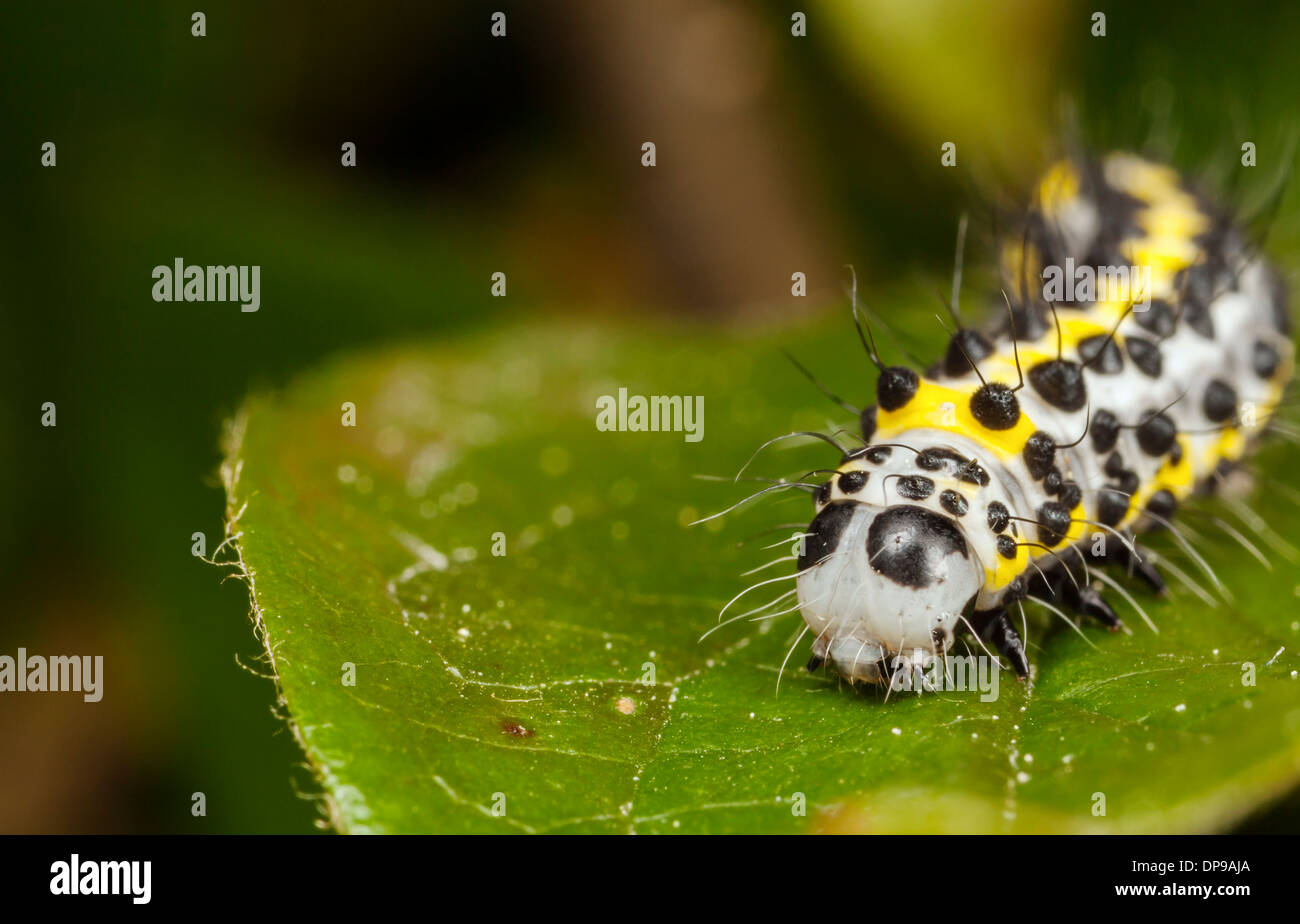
[733,152,1294,691]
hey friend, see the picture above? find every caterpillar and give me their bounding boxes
[760,152,1294,688]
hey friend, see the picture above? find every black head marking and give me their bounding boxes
[987,500,1009,533]
[943,328,995,377]
[1134,298,1175,338]
[1028,359,1087,412]
[838,470,869,494]
[895,475,935,500]
[1090,409,1120,453]
[1036,501,1072,548]
[1078,334,1124,374]
[866,505,968,589]
[1022,431,1056,480]
[970,382,1021,430]
[1146,489,1178,521]
[931,627,947,645]
[1136,411,1177,457]
[995,534,1017,559]
[798,501,856,570]
[1097,486,1131,527]
[877,366,919,412]
[939,489,969,517]
[814,482,831,507]
[1058,481,1082,510]
[1125,336,1163,378]
[1253,340,1280,379]
[1201,379,1237,423]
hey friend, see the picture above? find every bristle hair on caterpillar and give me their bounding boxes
[721,151,1294,693]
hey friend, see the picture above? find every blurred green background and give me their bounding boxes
[1,0,1297,832]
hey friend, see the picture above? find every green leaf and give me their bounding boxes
[221,311,1300,833]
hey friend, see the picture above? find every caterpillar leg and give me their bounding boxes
[980,611,1030,680]
[1026,551,1125,631]
[1033,567,1124,631]
[1090,540,1168,597]
[1074,584,1123,631]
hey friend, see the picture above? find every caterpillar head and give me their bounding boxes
[796,501,982,685]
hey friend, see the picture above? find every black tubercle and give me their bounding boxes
[957,461,991,486]
[814,482,831,506]
[987,500,1010,533]
[1097,487,1131,526]
[1181,297,1217,340]
[860,404,877,441]
[1134,299,1175,338]
[939,489,969,517]
[1146,489,1178,521]
[1028,359,1087,411]
[916,446,969,471]
[837,470,868,494]
[1253,340,1280,379]
[1201,379,1237,423]
[876,366,919,412]
[1058,482,1082,510]
[1022,431,1056,480]
[1043,468,1063,495]
[866,505,968,589]
[1078,334,1124,374]
[798,501,856,571]
[1090,409,1120,453]
[1125,336,1163,378]
[1004,301,1047,341]
[1036,501,1072,547]
[995,534,1017,559]
[970,382,1021,430]
[864,445,892,464]
[1175,265,1218,339]
[1136,411,1177,457]
[895,475,935,500]
[943,328,994,377]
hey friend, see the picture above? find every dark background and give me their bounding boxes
[2,0,1297,832]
